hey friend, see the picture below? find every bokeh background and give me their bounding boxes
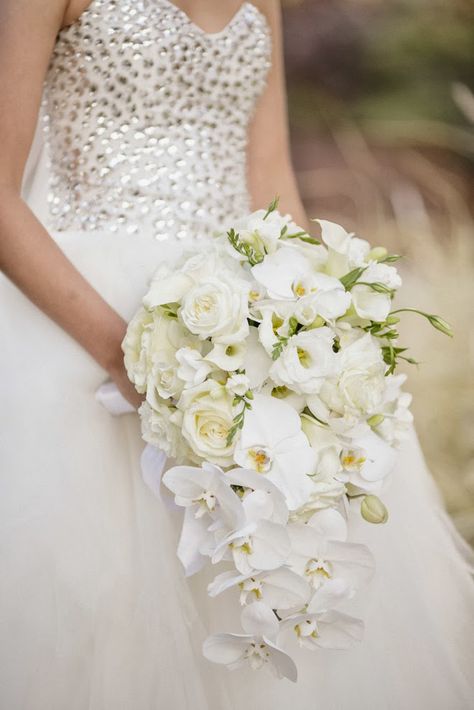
[282,0,474,544]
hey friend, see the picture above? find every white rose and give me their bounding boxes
[180,273,250,345]
[270,328,340,395]
[143,311,195,402]
[177,381,237,466]
[122,306,154,392]
[139,401,189,461]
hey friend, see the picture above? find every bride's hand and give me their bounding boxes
[108,358,144,410]
[106,331,144,410]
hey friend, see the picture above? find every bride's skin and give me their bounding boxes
[0,0,308,407]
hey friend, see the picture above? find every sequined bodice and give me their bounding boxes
[42,0,271,239]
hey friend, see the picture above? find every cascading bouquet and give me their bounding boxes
[122,199,451,682]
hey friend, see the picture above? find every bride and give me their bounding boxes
[0,1,473,708]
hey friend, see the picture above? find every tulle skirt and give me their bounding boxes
[1,127,474,710]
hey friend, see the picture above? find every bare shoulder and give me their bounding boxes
[250,0,281,24]
[62,0,94,28]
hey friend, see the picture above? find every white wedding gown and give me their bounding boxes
[1,2,474,708]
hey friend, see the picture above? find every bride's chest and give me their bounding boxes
[45,0,271,124]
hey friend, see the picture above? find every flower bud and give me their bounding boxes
[361,495,388,524]
[386,315,400,325]
[308,315,326,329]
[367,414,384,428]
[368,246,388,262]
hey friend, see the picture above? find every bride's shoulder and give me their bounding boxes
[61,0,93,28]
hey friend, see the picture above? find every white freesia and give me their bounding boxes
[233,394,316,510]
[270,328,340,395]
[176,347,214,388]
[293,273,351,323]
[203,602,297,681]
[251,246,312,300]
[316,219,370,278]
[228,209,297,260]
[225,373,250,397]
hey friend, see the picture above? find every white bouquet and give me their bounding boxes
[122,199,451,681]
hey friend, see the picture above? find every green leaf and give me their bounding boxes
[379,254,403,263]
[340,266,368,290]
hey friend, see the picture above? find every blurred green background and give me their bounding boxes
[282,0,474,544]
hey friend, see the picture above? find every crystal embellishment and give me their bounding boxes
[41,0,271,240]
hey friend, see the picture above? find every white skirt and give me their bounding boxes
[1,124,473,710]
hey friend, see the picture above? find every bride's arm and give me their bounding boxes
[0,0,141,407]
[248,0,309,229]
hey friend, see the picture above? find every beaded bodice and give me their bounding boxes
[42,0,271,239]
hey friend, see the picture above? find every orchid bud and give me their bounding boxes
[361,495,388,524]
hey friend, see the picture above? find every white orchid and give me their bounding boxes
[233,394,316,510]
[337,429,397,494]
[203,602,297,681]
[212,489,291,575]
[287,512,374,608]
[162,462,244,575]
[208,567,311,610]
[281,609,364,651]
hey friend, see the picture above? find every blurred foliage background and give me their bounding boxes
[281,0,474,544]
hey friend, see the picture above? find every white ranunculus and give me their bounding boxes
[376,373,414,445]
[362,262,402,289]
[177,381,237,466]
[203,602,297,681]
[270,328,340,395]
[139,401,189,461]
[318,333,386,418]
[233,394,316,510]
[180,273,249,345]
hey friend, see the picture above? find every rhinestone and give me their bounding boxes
[41,0,271,239]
